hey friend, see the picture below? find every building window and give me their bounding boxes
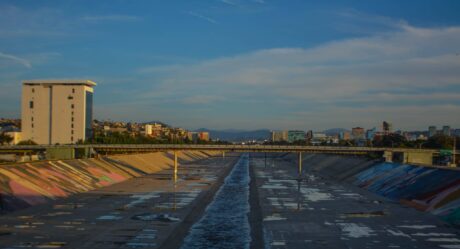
[31,123,34,128]
[71,123,74,128]
[71,104,74,109]
[72,88,75,93]
[71,117,74,122]
[71,136,74,142]
[29,101,34,109]
[71,130,74,135]
[32,88,35,93]
[31,117,34,122]
[68,95,74,100]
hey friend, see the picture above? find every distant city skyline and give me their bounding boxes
[1,0,460,130]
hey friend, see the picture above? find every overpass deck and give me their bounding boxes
[0,144,440,154]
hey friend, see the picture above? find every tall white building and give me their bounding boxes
[21,80,96,145]
[145,124,153,136]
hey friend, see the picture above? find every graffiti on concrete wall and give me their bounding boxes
[354,162,460,226]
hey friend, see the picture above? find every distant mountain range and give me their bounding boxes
[194,128,271,142]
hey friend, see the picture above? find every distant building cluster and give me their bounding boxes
[0,79,458,146]
[271,121,460,146]
[93,120,210,143]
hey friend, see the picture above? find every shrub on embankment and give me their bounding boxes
[299,154,460,227]
[0,151,218,212]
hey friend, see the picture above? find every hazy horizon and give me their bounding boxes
[1,0,460,131]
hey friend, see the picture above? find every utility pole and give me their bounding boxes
[298,152,302,176]
[174,151,178,182]
[452,136,457,167]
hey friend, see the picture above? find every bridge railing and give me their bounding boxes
[0,144,442,154]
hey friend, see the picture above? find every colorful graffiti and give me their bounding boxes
[0,151,217,212]
[354,162,460,226]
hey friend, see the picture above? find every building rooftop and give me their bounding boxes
[22,79,97,87]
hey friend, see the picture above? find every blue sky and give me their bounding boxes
[1,0,460,131]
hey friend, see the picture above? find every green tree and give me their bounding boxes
[373,134,408,148]
[0,133,13,145]
[424,135,456,150]
[17,139,38,145]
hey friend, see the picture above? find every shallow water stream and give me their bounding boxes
[180,154,251,249]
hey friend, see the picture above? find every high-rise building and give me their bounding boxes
[306,130,313,140]
[351,127,365,140]
[145,124,153,136]
[442,126,451,136]
[366,127,377,140]
[198,131,210,141]
[339,131,351,140]
[21,80,96,144]
[382,121,393,135]
[272,130,288,142]
[186,132,198,143]
[428,126,437,137]
[288,130,305,143]
[311,132,327,145]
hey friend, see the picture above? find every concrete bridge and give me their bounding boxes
[0,144,443,166]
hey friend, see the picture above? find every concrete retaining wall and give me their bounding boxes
[298,154,460,227]
[0,151,219,212]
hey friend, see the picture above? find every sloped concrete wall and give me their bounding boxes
[0,151,219,212]
[296,154,460,227]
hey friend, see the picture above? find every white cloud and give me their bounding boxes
[182,95,224,104]
[188,11,218,24]
[220,0,238,6]
[0,5,67,38]
[81,15,140,22]
[0,52,31,68]
[136,23,460,129]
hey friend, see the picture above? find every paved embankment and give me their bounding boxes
[0,151,219,212]
[252,154,460,249]
[0,153,239,248]
[299,154,460,227]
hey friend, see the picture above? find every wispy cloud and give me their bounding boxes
[136,22,460,129]
[182,95,223,104]
[188,11,218,24]
[219,0,238,6]
[0,5,67,38]
[331,9,408,35]
[0,52,32,68]
[81,15,140,22]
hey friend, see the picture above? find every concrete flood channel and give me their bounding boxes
[2,153,460,249]
[180,153,251,249]
[253,154,460,249]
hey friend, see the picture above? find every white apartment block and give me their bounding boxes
[21,80,96,145]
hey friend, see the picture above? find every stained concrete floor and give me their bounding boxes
[0,155,239,249]
[252,155,460,249]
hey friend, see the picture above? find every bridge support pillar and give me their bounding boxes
[406,151,433,165]
[265,152,267,168]
[298,152,302,176]
[383,151,393,163]
[174,151,178,182]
